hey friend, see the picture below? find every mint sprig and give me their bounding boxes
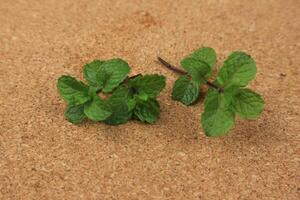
[128,74,165,123]
[57,58,166,125]
[158,47,265,137]
[158,47,219,106]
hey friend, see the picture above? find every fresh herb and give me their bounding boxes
[57,58,166,125]
[158,47,265,137]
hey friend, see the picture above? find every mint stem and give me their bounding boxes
[157,56,223,92]
[129,73,141,79]
[157,56,187,75]
[123,73,141,84]
[206,81,223,92]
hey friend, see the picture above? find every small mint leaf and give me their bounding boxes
[134,98,160,124]
[180,57,210,84]
[83,60,104,88]
[201,89,235,137]
[97,58,130,93]
[84,95,111,121]
[64,104,86,124]
[217,51,256,87]
[129,74,166,98]
[57,75,90,105]
[172,75,199,105]
[233,88,265,119]
[104,86,132,125]
[191,47,217,68]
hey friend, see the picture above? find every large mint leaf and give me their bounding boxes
[96,58,130,93]
[64,104,86,124]
[234,88,264,119]
[129,74,166,98]
[104,86,132,125]
[191,47,217,68]
[172,75,199,105]
[217,51,256,87]
[180,57,210,84]
[57,75,90,105]
[201,89,235,137]
[84,95,111,121]
[83,60,104,88]
[134,98,160,124]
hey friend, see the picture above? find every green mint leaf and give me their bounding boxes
[84,95,112,121]
[233,88,265,119]
[191,47,217,68]
[180,57,210,84]
[96,58,130,93]
[95,69,110,90]
[83,60,104,88]
[201,89,235,137]
[104,86,132,125]
[64,104,86,124]
[172,75,199,105]
[223,85,240,106]
[217,51,256,87]
[134,98,160,124]
[129,74,166,98]
[57,75,90,105]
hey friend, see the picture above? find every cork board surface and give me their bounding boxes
[1,0,299,199]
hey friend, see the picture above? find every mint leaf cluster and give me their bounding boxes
[57,58,166,125]
[170,48,265,137]
[57,49,265,138]
[172,47,217,105]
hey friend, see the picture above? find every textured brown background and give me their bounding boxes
[1,0,299,199]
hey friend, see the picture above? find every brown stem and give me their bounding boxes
[157,56,223,93]
[157,57,187,75]
[206,81,224,93]
[128,73,141,79]
[123,73,141,84]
